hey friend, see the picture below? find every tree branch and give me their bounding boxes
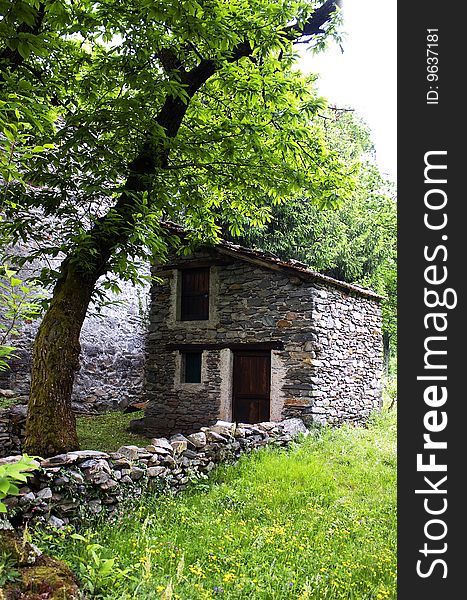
[156,47,185,75]
[285,0,343,41]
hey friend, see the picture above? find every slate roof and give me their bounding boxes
[162,221,384,300]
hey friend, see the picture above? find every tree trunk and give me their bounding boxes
[23,265,97,457]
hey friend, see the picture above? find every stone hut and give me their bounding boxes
[132,229,384,437]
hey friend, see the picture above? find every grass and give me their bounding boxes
[76,410,149,452]
[0,400,149,450]
[34,409,397,600]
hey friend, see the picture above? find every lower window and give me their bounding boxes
[182,351,202,383]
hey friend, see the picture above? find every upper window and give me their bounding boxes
[180,267,210,321]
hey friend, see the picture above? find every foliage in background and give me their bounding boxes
[382,374,397,410]
[226,109,397,367]
[33,409,396,599]
[0,264,45,371]
[0,395,18,409]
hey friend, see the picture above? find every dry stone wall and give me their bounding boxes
[0,405,26,457]
[0,418,308,527]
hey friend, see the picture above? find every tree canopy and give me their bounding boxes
[2,0,349,282]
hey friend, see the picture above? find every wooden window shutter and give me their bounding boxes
[180,267,210,320]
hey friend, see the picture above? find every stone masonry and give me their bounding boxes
[0,277,149,412]
[0,405,26,457]
[133,243,383,438]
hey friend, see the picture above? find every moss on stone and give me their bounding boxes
[19,556,80,599]
[1,532,80,600]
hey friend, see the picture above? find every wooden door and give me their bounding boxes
[232,351,271,423]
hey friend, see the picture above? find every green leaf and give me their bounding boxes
[17,41,32,60]
[3,128,16,143]
[0,478,11,494]
[7,483,19,495]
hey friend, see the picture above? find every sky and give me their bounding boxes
[298,0,397,182]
